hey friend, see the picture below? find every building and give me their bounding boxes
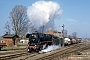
[45,30,61,37]
[2,33,19,46]
[19,38,29,44]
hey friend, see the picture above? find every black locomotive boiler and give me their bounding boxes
[26,31,62,52]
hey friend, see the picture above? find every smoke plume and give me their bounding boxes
[27,1,63,32]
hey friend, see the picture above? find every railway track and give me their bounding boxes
[0,49,38,60]
[0,48,28,60]
[15,42,88,60]
[13,53,39,60]
[24,41,90,60]
[0,52,39,60]
[0,42,90,60]
[0,49,27,55]
[0,52,29,60]
[35,42,90,60]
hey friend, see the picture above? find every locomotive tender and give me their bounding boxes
[26,31,63,52]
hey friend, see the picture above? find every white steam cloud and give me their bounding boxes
[39,44,61,53]
[27,1,63,32]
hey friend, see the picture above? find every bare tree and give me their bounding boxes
[9,5,29,38]
[5,21,11,34]
[28,22,37,33]
[67,35,72,39]
[72,32,77,39]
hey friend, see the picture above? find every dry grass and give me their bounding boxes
[1,45,26,50]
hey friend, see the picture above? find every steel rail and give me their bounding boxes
[36,42,90,60]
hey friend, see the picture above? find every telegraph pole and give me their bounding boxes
[62,24,64,47]
[86,33,87,41]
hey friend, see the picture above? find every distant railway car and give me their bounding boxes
[64,38,82,45]
[71,39,77,44]
[26,32,62,52]
[64,38,71,45]
[76,38,81,43]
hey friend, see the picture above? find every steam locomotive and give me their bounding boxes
[26,31,62,52]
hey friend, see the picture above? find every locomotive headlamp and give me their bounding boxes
[35,45,37,46]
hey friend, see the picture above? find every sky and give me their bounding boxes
[0,0,90,38]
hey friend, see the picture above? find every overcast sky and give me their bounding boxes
[0,0,90,38]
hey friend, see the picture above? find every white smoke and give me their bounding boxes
[27,1,63,32]
[39,44,61,53]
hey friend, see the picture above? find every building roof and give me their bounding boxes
[2,34,19,38]
[45,30,60,34]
